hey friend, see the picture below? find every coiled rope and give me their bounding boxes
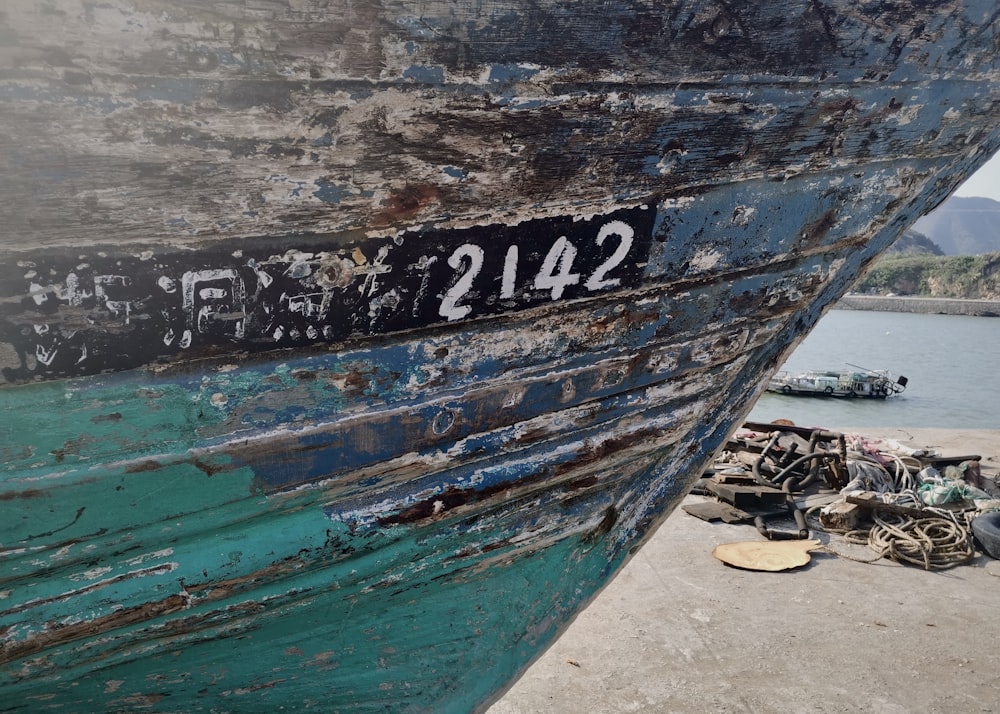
[843,511,975,570]
[806,503,976,570]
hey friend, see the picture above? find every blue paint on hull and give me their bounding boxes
[1,0,999,711]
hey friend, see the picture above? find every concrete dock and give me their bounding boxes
[490,428,1000,714]
[837,294,1000,317]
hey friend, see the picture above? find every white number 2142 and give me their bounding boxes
[438,220,635,321]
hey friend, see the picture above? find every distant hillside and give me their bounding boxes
[854,252,1000,300]
[912,196,1000,255]
[886,229,944,256]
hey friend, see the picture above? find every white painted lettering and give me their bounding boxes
[440,243,484,321]
[585,221,634,291]
[500,245,518,299]
[533,236,580,300]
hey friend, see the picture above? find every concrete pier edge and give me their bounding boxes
[838,294,1000,316]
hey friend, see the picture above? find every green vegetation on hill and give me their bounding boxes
[855,252,1000,300]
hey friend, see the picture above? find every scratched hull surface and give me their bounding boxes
[1,1,999,712]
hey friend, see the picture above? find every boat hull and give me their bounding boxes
[0,249,818,712]
[1,0,998,711]
[767,370,907,398]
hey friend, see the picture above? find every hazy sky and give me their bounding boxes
[953,151,1000,201]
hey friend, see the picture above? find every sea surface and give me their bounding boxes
[748,309,998,429]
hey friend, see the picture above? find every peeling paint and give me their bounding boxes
[0,1,998,713]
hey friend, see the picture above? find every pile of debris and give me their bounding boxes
[690,421,1000,570]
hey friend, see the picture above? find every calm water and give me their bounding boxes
[748,310,999,429]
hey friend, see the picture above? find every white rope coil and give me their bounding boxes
[844,512,974,570]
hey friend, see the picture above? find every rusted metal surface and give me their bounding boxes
[0,0,998,712]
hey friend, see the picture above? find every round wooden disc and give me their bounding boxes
[712,539,823,571]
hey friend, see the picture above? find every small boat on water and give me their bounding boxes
[1,1,998,711]
[768,369,908,399]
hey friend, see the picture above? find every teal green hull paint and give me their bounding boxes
[6,534,621,713]
[1,413,691,712]
[0,293,750,710]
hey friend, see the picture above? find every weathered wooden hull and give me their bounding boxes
[1,1,998,711]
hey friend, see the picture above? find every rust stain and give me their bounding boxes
[0,595,189,666]
[0,488,49,500]
[553,427,664,477]
[514,424,559,445]
[379,489,472,527]
[376,420,672,529]
[370,184,442,227]
[565,475,599,490]
[49,436,93,463]
[342,369,371,395]
[192,457,235,478]
[1,559,327,670]
[108,692,167,709]
[183,558,308,603]
[796,209,838,250]
[124,460,164,474]
[588,505,619,540]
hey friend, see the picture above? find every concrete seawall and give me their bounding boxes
[837,294,1000,316]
